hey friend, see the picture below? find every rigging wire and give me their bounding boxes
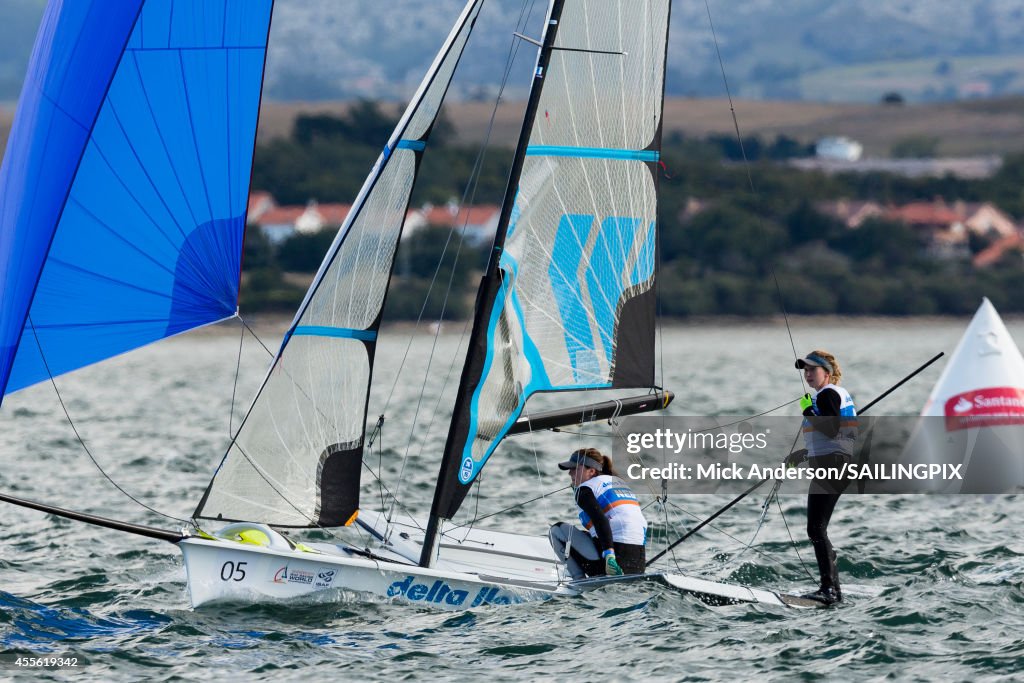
[228,314,246,438]
[776,492,818,582]
[658,497,805,575]
[237,316,275,358]
[386,0,542,524]
[446,485,570,529]
[26,316,188,524]
[704,0,813,578]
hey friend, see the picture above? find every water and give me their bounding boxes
[1,318,1022,680]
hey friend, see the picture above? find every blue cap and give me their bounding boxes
[558,452,603,470]
[795,353,833,374]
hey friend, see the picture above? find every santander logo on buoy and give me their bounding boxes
[944,387,1024,431]
[952,397,973,414]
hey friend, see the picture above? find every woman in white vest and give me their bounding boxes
[547,448,647,579]
[785,349,857,605]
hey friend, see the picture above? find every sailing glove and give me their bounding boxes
[800,393,816,415]
[603,549,624,576]
[785,449,808,468]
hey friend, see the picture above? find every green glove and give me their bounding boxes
[603,549,624,576]
[785,449,808,468]
[800,393,814,412]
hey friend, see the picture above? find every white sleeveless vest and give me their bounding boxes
[577,475,647,545]
[802,384,858,458]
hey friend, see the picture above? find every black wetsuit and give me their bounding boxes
[804,387,852,597]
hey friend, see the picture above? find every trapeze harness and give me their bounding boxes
[564,475,648,576]
[802,384,857,458]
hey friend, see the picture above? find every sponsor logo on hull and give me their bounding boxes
[944,387,1024,431]
[272,565,317,586]
[315,569,336,589]
[387,576,521,607]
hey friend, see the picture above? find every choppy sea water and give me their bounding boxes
[1,317,1022,681]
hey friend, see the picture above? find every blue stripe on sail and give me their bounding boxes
[457,250,608,486]
[1,0,273,400]
[525,145,659,162]
[550,214,604,382]
[587,216,643,364]
[397,139,426,151]
[631,220,656,286]
[292,326,377,341]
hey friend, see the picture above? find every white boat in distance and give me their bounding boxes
[0,0,821,611]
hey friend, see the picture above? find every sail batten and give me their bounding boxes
[195,0,485,528]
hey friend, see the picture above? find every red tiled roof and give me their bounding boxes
[887,202,962,226]
[316,203,353,224]
[973,232,1024,268]
[257,206,305,225]
[421,204,500,227]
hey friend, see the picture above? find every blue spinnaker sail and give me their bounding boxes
[0,0,273,402]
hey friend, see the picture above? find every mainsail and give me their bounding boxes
[429,0,671,529]
[194,0,484,527]
[0,0,274,403]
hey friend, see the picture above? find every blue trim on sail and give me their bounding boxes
[550,214,604,382]
[457,249,607,486]
[588,216,643,363]
[397,139,426,151]
[525,145,659,162]
[631,220,657,285]
[0,0,273,400]
[291,326,377,341]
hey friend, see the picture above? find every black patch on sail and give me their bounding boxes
[611,285,655,387]
[315,442,361,526]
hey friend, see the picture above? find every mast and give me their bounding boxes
[419,0,567,568]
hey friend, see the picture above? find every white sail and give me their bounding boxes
[434,0,671,520]
[195,0,484,527]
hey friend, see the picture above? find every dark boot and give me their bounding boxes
[806,542,843,604]
[829,548,842,602]
[801,585,841,605]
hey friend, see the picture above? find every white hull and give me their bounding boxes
[179,518,823,610]
[180,537,569,610]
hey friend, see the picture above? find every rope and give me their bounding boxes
[384,0,540,525]
[27,316,188,524]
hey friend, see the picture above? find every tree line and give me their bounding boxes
[243,101,1024,317]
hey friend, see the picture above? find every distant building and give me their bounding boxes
[815,136,863,162]
[405,202,501,246]
[252,197,352,244]
[815,199,884,229]
[812,197,1021,261]
[790,156,1002,179]
[247,191,275,223]
[247,193,501,247]
[959,202,1018,239]
[973,232,1024,268]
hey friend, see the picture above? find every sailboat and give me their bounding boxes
[0,0,822,610]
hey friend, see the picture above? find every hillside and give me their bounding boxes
[250,96,1024,159]
[3,1,1024,104]
[5,96,1024,161]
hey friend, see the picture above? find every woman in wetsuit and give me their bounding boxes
[786,350,857,605]
[548,448,647,579]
